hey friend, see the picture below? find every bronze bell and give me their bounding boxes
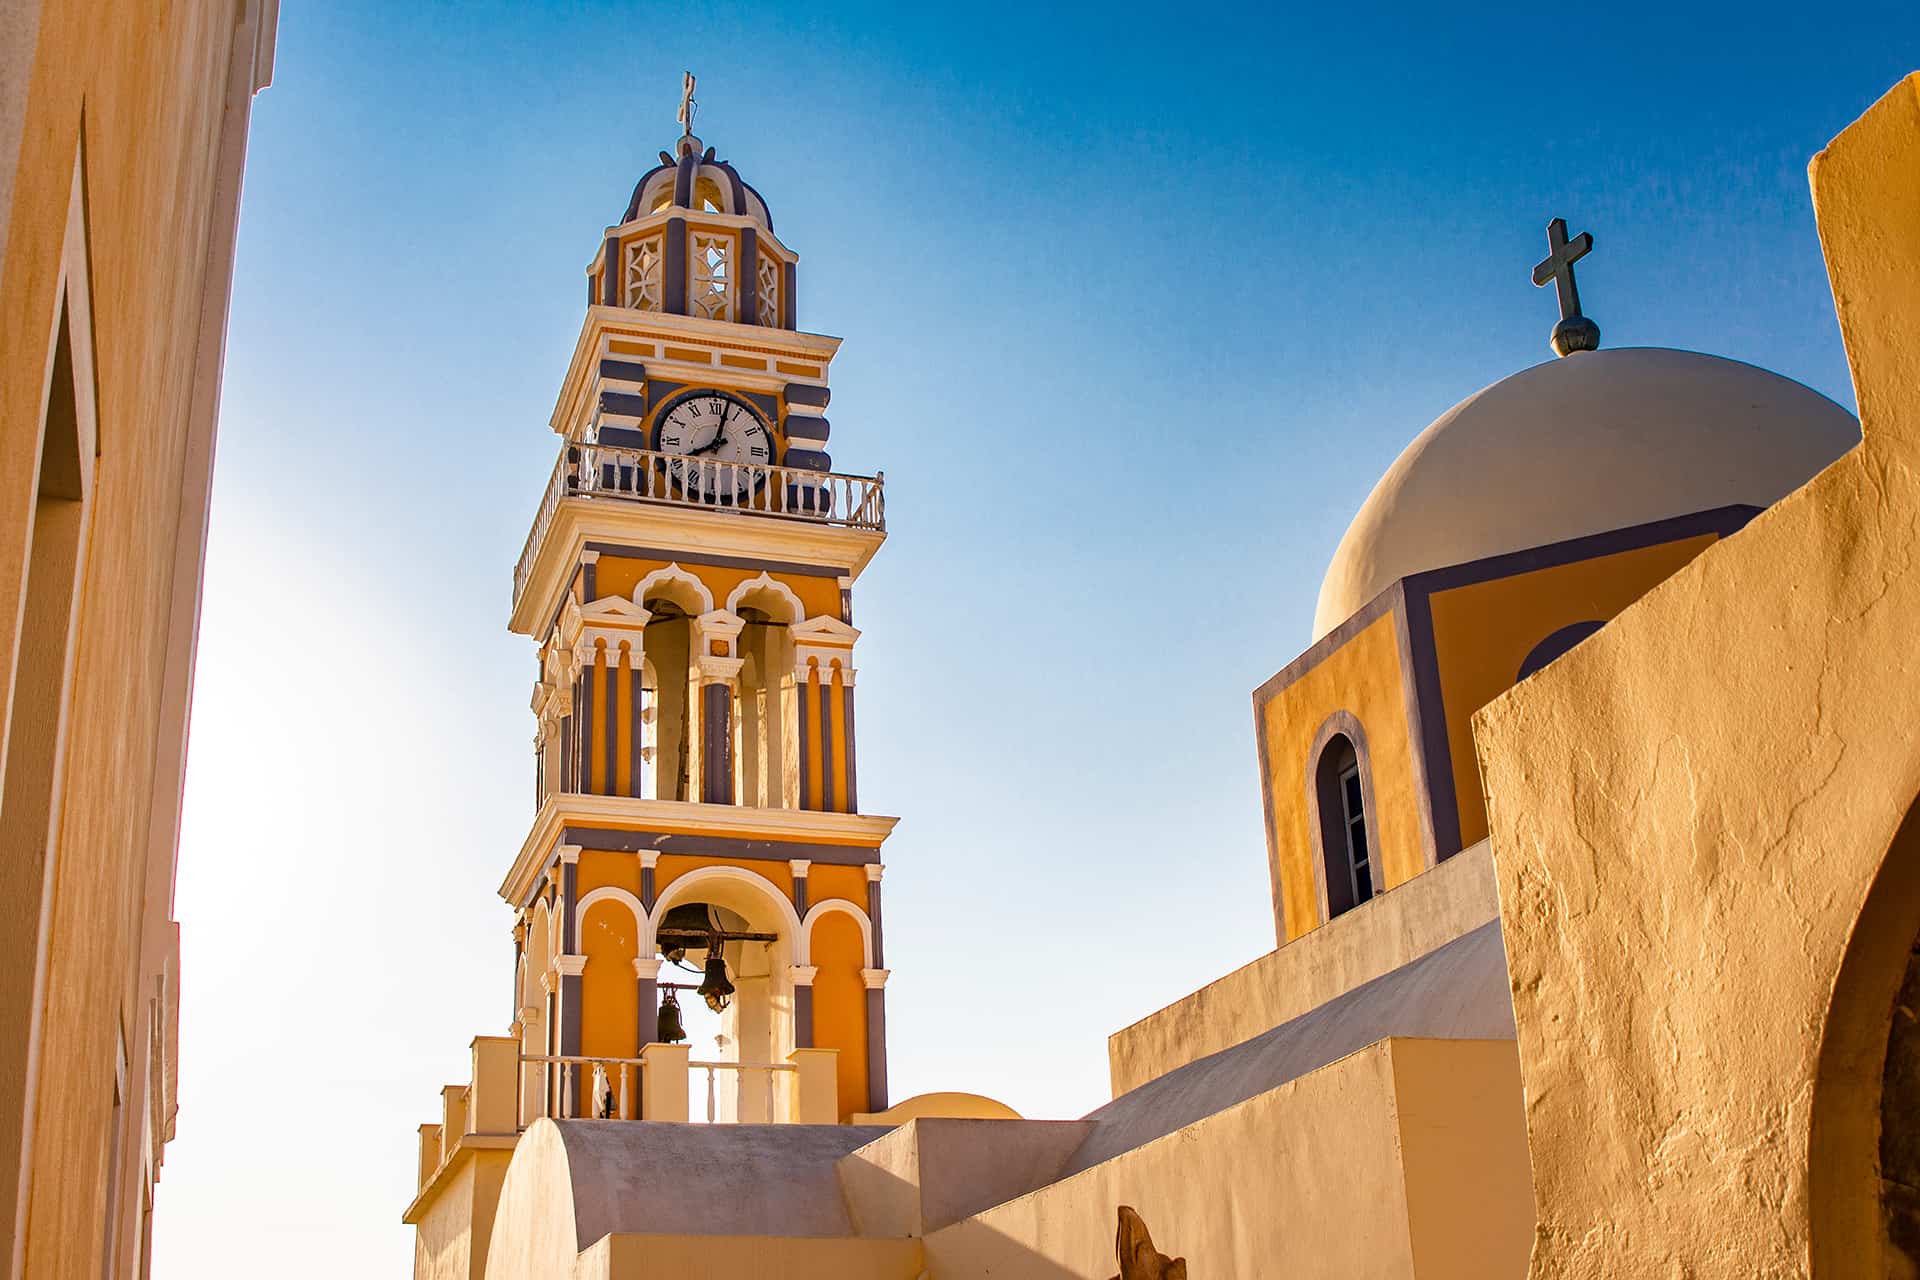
[697,947,735,1012]
[655,989,687,1044]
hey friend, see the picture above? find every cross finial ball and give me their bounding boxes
[1532,216,1600,357]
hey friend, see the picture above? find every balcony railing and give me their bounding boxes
[515,441,886,604]
[510,1044,838,1128]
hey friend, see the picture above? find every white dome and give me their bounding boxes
[1312,347,1861,640]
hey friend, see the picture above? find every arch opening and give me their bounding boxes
[1313,731,1375,921]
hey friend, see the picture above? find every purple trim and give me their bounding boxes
[579,664,596,794]
[672,151,697,209]
[793,870,809,916]
[665,216,687,315]
[797,671,814,811]
[865,988,888,1114]
[599,390,646,419]
[713,160,748,221]
[782,261,796,329]
[741,177,775,233]
[603,657,617,799]
[582,543,842,579]
[640,862,656,912]
[701,682,732,804]
[601,237,619,307]
[599,358,647,382]
[560,974,582,1114]
[867,878,883,968]
[628,665,645,798]
[1395,590,1457,865]
[621,162,673,222]
[560,714,575,793]
[561,860,578,953]
[738,225,760,326]
[794,985,814,1049]
[818,680,835,812]
[637,974,657,1050]
[783,383,829,409]
[841,587,852,626]
[783,447,831,473]
[582,559,596,602]
[1517,620,1607,681]
[784,415,830,445]
[842,686,858,814]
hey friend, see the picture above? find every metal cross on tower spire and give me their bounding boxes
[1532,216,1601,357]
[677,71,698,137]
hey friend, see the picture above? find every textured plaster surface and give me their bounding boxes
[1071,921,1513,1176]
[1471,73,1920,1279]
[924,1038,1530,1279]
[1109,840,1501,1095]
[837,1118,1094,1237]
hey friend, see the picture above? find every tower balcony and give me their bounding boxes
[512,441,886,634]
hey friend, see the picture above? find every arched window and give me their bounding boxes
[1312,725,1376,920]
[1517,620,1606,682]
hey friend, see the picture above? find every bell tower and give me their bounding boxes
[503,103,895,1126]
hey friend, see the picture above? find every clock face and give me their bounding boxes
[653,391,776,502]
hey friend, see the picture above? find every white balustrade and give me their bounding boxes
[515,1052,800,1127]
[514,441,885,604]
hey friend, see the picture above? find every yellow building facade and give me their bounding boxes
[407,74,1920,1280]
[0,2,276,1277]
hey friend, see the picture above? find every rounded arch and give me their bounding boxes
[1303,710,1382,927]
[726,572,805,624]
[1517,619,1607,682]
[633,563,713,617]
[574,885,646,941]
[643,864,807,964]
[1811,793,1920,1275]
[802,898,874,970]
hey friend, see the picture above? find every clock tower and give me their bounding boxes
[503,113,895,1127]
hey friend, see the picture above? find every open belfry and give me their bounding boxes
[407,74,1920,1280]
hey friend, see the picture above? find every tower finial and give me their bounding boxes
[677,72,698,138]
[1532,217,1600,357]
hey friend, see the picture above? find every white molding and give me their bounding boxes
[788,964,818,987]
[539,970,558,995]
[788,859,812,878]
[860,968,891,990]
[837,666,858,688]
[557,845,582,866]
[632,562,714,616]
[724,572,805,625]
[791,615,860,646]
[865,863,885,883]
[633,957,663,980]
[639,850,661,870]
[575,884,645,937]
[645,864,808,965]
[801,898,875,969]
[579,549,601,566]
[518,1005,542,1023]
[555,954,588,977]
[695,653,745,684]
[501,795,897,906]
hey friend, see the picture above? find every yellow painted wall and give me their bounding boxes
[579,899,641,1063]
[411,1148,515,1280]
[595,556,841,621]
[1468,77,1920,1278]
[811,911,870,1122]
[655,854,793,903]
[1257,610,1421,941]
[1428,532,1721,849]
[808,864,868,916]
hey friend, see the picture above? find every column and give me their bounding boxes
[864,863,887,1112]
[789,859,811,915]
[639,849,659,912]
[691,610,745,805]
[634,956,660,1119]
[625,641,646,798]
[839,666,858,814]
[556,847,583,1114]
[861,966,890,1115]
[796,660,817,810]
[575,643,599,795]
[790,963,817,1050]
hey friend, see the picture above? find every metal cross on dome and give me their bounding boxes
[677,71,697,136]
[1532,216,1601,357]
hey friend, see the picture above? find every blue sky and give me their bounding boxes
[157,2,1912,1271]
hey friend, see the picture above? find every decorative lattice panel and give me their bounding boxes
[624,236,663,312]
[691,232,733,321]
[757,250,781,328]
